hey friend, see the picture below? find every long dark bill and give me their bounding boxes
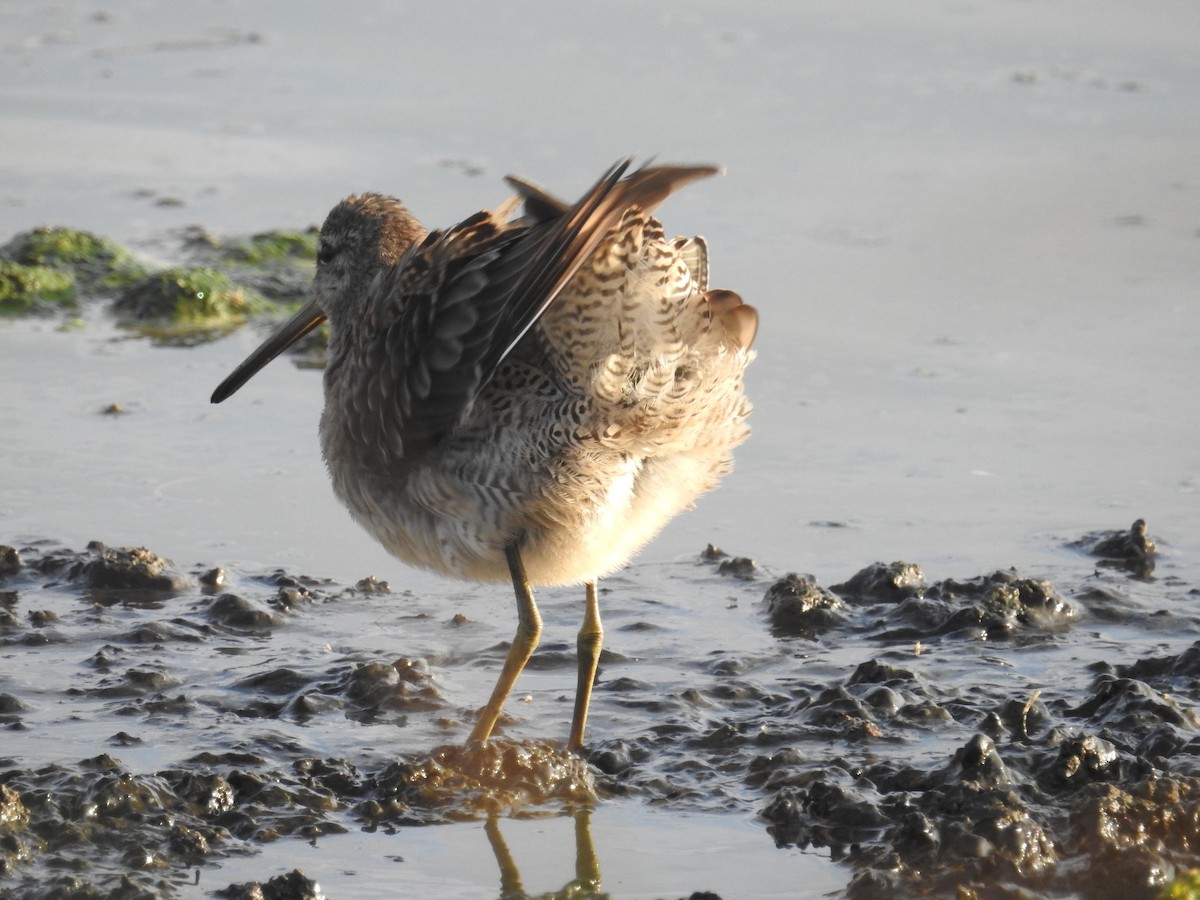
[210,299,326,403]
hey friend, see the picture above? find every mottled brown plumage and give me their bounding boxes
[212,159,756,749]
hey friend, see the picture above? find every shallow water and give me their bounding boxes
[3,1,1200,897]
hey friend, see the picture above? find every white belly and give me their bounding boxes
[330,450,716,588]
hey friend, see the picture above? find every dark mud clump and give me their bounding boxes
[0,546,20,578]
[1073,518,1159,578]
[761,573,845,637]
[830,559,927,603]
[205,593,286,632]
[218,869,325,900]
[702,542,759,579]
[66,542,193,595]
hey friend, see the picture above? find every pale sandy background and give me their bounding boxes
[2,1,1198,896]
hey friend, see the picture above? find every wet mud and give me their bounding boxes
[1,521,1198,898]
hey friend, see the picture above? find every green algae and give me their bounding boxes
[181,226,317,265]
[5,226,114,266]
[0,223,316,342]
[1159,868,1200,900]
[0,261,76,313]
[1,226,150,291]
[113,267,274,344]
[181,226,317,302]
[225,229,318,264]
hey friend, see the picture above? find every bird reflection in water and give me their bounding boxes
[485,808,607,900]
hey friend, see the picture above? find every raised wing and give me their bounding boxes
[357,159,719,458]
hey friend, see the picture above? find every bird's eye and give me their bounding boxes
[317,242,338,265]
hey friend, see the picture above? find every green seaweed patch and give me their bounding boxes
[0,261,76,313]
[225,229,319,264]
[178,226,317,303]
[4,226,113,266]
[1159,868,1200,900]
[1,226,150,292]
[232,264,316,304]
[179,226,318,264]
[113,267,276,344]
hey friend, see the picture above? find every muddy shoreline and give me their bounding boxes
[3,521,1199,898]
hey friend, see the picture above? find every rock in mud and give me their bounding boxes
[761,573,845,637]
[919,569,1077,638]
[218,868,325,900]
[206,593,285,631]
[339,657,444,720]
[717,556,758,579]
[1040,733,1121,789]
[1074,518,1158,577]
[700,544,759,579]
[831,561,927,603]
[0,546,20,578]
[67,543,191,594]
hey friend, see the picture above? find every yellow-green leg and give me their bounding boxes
[484,815,524,898]
[469,543,542,744]
[572,806,601,890]
[568,580,602,751]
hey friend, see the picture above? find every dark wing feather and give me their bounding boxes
[364,159,719,456]
[502,174,569,220]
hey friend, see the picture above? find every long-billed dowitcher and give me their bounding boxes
[211,159,756,750]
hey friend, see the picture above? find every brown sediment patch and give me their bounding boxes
[362,739,596,825]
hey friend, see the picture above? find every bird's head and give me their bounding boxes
[210,193,425,404]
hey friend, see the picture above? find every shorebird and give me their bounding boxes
[211,159,756,750]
